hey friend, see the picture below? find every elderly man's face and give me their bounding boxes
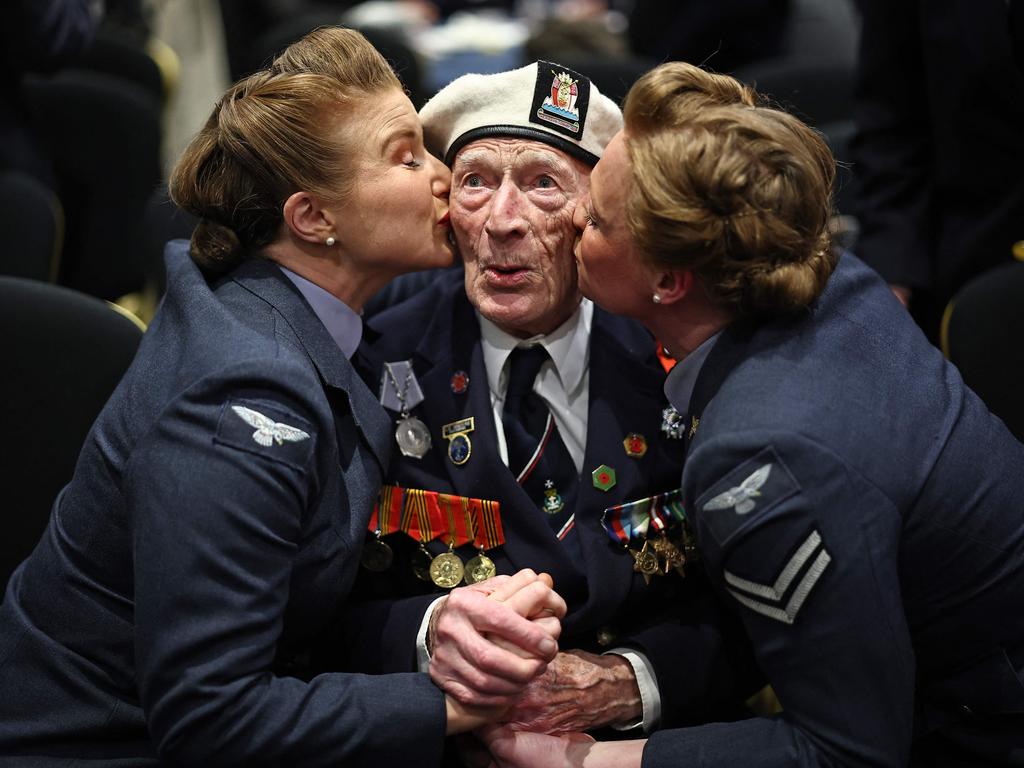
[450,138,591,338]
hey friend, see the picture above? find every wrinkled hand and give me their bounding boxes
[479,725,596,768]
[499,650,642,734]
[430,569,567,707]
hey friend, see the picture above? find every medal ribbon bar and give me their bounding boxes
[601,489,686,546]
[368,485,504,549]
[369,485,405,536]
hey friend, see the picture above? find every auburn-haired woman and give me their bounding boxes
[0,27,563,766]
[483,61,1024,768]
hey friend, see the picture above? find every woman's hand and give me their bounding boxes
[479,726,647,768]
[478,725,596,768]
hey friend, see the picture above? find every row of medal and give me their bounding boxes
[601,488,698,584]
[360,485,505,589]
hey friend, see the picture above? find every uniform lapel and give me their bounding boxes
[407,289,587,599]
[229,258,392,470]
[569,309,680,630]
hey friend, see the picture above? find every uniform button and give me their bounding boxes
[596,626,617,647]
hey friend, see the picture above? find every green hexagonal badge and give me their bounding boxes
[591,464,617,492]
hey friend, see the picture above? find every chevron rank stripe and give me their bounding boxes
[724,530,832,625]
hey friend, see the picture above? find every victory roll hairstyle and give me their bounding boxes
[622,62,837,318]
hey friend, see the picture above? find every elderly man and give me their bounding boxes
[347,62,754,737]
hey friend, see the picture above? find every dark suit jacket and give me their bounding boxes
[642,253,1024,767]
[851,0,1024,310]
[0,242,446,766]
[346,270,758,728]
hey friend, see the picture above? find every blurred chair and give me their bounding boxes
[734,0,859,204]
[0,277,144,588]
[119,184,198,321]
[0,171,64,282]
[24,70,162,301]
[218,0,283,80]
[79,26,180,105]
[941,260,1024,442]
[252,11,428,108]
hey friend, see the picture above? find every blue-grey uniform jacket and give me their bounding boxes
[643,253,1024,767]
[0,243,446,766]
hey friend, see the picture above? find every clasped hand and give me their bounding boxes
[433,569,643,747]
[432,569,565,713]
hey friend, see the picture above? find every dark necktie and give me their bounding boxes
[501,345,579,537]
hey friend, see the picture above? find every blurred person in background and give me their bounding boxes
[851,0,1024,338]
[1,0,98,187]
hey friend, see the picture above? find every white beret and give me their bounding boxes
[420,60,623,167]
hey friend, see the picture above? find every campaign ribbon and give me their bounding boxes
[369,484,405,535]
[370,485,503,549]
[468,497,505,551]
[602,489,686,545]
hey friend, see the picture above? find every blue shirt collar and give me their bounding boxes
[663,332,721,414]
[278,266,362,360]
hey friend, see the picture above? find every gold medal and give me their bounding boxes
[411,542,434,582]
[430,546,464,588]
[631,540,660,584]
[651,534,686,577]
[464,552,496,584]
[360,534,394,572]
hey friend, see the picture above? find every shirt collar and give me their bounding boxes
[479,299,593,397]
[278,265,362,360]
[663,331,721,414]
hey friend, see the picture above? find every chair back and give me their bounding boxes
[942,260,1024,442]
[24,70,162,301]
[0,171,63,282]
[0,278,144,587]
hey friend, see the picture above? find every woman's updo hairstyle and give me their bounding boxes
[622,63,837,318]
[169,27,402,274]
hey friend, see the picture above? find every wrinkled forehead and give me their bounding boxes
[452,137,591,181]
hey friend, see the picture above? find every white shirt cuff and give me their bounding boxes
[606,648,661,733]
[415,596,447,673]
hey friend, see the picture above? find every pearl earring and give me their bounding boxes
[325,236,336,247]
[652,293,662,304]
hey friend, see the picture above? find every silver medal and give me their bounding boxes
[395,415,432,458]
[381,360,431,459]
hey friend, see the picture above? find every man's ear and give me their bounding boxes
[655,269,694,305]
[282,191,334,245]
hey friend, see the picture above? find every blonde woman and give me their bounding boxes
[0,27,563,766]
[482,62,1024,768]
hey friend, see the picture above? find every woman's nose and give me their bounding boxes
[430,153,451,198]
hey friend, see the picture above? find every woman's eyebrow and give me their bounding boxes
[379,126,418,153]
